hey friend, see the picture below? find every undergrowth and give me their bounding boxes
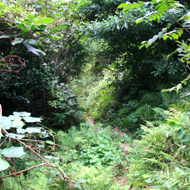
[125,109,190,189]
[55,122,130,166]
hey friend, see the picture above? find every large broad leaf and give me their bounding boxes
[0,158,10,171]
[12,118,25,129]
[13,112,31,117]
[0,116,12,130]
[34,17,54,25]
[6,133,25,139]
[25,127,42,133]
[17,127,43,134]
[23,117,42,123]
[1,147,26,158]
[9,115,20,120]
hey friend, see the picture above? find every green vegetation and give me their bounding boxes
[1,0,190,189]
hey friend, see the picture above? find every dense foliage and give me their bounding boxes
[1,0,190,189]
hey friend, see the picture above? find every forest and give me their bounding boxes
[0,0,190,189]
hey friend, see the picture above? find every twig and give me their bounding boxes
[38,123,56,150]
[0,137,8,147]
[0,163,47,179]
[19,138,70,152]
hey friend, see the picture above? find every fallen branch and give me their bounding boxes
[0,163,46,179]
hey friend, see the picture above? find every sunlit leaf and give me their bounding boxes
[34,17,54,25]
[1,147,26,158]
[25,127,42,133]
[24,41,46,56]
[6,133,25,139]
[11,38,24,46]
[12,119,25,129]
[0,158,10,171]
[0,35,10,39]
[46,140,54,145]
[13,112,31,117]
[0,116,12,130]
[23,117,42,123]
[50,26,68,33]
[28,14,35,23]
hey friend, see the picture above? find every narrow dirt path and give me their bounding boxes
[86,114,129,188]
[86,114,95,126]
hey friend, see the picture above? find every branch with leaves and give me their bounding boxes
[0,111,70,183]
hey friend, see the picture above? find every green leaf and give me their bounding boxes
[11,38,24,46]
[34,17,54,25]
[181,135,190,143]
[23,117,42,123]
[27,39,39,46]
[177,129,184,139]
[16,23,30,32]
[0,116,12,130]
[1,147,26,158]
[167,120,179,128]
[46,140,54,145]
[118,3,128,9]
[136,18,144,24]
[28,14,35,23]
[50,26,68,33]
[139,43,147,49]
[0,158,10,171]
[161,89,169,92]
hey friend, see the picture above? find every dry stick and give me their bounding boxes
[0,163,47,180]
[0,136,8,147]
[17,139,66,180]
[19,138,71,152]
